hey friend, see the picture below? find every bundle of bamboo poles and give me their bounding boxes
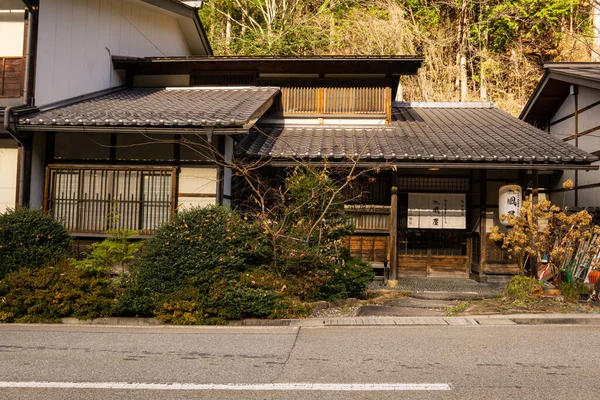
[555,234,600,283]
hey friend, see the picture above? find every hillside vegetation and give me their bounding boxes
[200,0,600,115]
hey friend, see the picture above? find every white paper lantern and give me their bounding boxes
[498,185,522,226]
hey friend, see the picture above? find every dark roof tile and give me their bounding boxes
[239,103,596,164]
[19,87,279,128]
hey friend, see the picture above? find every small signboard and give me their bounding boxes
[407,193,466,229]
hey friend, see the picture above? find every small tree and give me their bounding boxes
[73,229,144,276]
[489,197,600,276]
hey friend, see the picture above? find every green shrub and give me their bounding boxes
[0,259,117,323]
[118,205,271,316]
[73,229,144,275]
[154,283,309,325]
[0,208,71,279]
[505,275,544,302]
[318,258,375,301]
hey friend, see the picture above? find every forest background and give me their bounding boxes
[200,0,600,116]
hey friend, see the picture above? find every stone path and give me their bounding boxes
[360,278,504,317]
[368,277,503,295]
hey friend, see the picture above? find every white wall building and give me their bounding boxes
[520,63,600,208]
[0,0,212,213]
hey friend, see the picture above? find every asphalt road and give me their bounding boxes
[0,323,598,399]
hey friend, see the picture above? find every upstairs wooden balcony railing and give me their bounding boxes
[277,87,392,121]
[0,57,23,98]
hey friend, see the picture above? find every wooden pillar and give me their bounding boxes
[574,85,579,207]
[531,169,539,278]
[479,170,487,278]
[389,185,398,281]
[19,137,33,206]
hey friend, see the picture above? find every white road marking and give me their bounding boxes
[0,381,451,391]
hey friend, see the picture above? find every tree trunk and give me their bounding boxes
[241,13,247,36]
[225,14,232,53]
[480,59,487,101]
[460,54,468,102]
[456,0,469,102]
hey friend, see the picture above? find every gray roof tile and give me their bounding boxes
[240,104,596,164]
[19,87,279,128]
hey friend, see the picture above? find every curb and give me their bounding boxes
[60,317,163,326]
[57,314,600,327]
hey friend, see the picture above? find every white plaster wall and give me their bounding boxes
[0,140,18,213]
[0,8,25,57]
[548,86,600,208]
[177,167,217,210]
[577,86,600,110]
[550,118,572,140]
[553,103,600,137]
[550,87,600,137]
[35,0,193,106]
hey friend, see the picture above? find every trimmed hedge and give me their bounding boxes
[0,208,71,279]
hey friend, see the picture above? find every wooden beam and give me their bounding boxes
[389,182,398,281]
[574,86,579,207]
[479,170,487,279]
[531,169,539,279]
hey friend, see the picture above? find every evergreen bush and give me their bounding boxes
[318,257,375,301]
[0,259,117,323]
[0,208,71,279]
[118,205,271,316]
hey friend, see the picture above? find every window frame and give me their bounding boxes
[44,165,177,236]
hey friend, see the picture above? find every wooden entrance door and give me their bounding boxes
[396,230,469,278]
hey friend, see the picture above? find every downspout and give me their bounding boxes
[4,105,31,206]
[22,8,35,105]
[3,3,37,205]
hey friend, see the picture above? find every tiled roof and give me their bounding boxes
[240,103,596,164]
[544,62,600,83]
[520,63,600,127]
[18,87,279,128]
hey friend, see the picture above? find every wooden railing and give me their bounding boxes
[0,57,23,98]
[279,87,391,116]
[345,205,390,232]
[45,165,177,235]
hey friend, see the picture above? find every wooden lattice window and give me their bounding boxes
[397,177,469,193]
[45,165,176,235]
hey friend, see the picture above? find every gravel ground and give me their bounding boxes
[367,277,504,294]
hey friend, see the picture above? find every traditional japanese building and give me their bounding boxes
[9,55,596,282]
[2,1,598,282]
